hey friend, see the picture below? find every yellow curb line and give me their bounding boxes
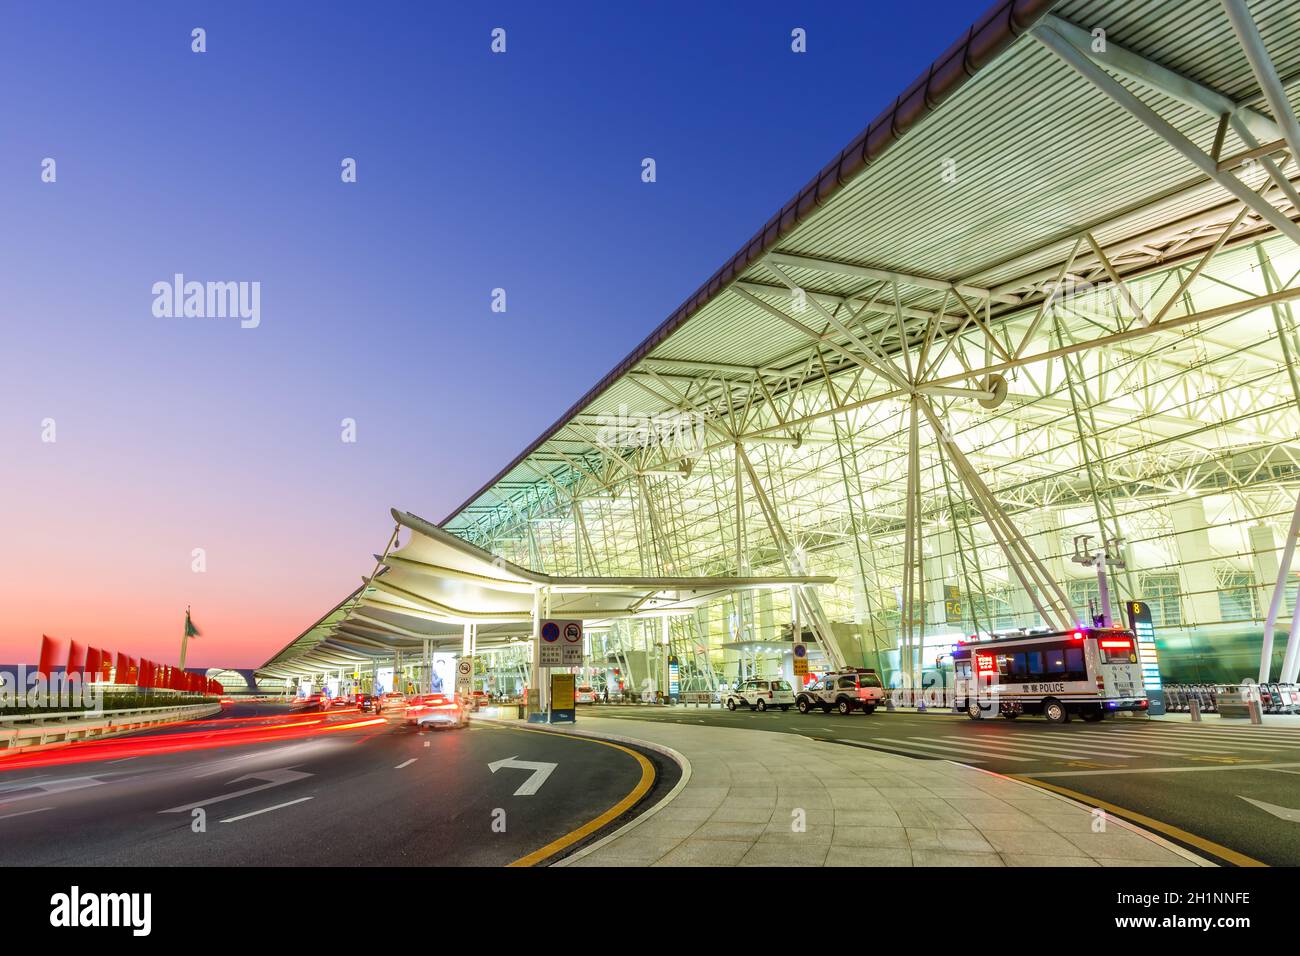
[1010,775,1266,868]
[496,723,655,868]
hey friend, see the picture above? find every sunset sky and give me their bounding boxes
[0,0,984,668]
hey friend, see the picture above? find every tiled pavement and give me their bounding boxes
[536,717,1211,868]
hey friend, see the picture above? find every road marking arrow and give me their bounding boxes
[1238,795,1300,822]
[160,768,313,814]
[0,775,107,808]
[488,756,557,796]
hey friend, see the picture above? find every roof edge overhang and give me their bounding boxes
[393,509,834,589]
[436,0,1059,528]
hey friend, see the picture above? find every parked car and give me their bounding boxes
[724,678,795,712]
[576,685,597,704]
[796,668,884,715]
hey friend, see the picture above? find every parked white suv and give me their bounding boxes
[795,669,884,715]
[724,678,795,712]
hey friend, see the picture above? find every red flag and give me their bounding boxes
[115,653,128,683]
[66,640,86,677]
[127,657,138,684]
[86,647,102,681]
[38,635,65,681]
[99,651,112,683]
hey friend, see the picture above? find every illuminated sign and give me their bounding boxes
[1126,601,1162,691]
[943,584,963,623]
[974,652,996,675]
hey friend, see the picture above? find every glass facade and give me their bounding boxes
[449,234,1300,690]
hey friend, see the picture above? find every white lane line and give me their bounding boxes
[0,806,54,822]
[1093,725,1294,741]
[161,768,312,813]
[1059,728,1259,749]
[875,737,1034,762]
[988,733,1230,757]
[1131,728,1300,742]
[394,758,417,769]
[1028,760,1300,778]
[219,796,313,824]
[937,736,1131,760]
[1080,730,1283,753]
[1140,723,1300,734]
[1137,726,1300,742]
[834,738,985,764]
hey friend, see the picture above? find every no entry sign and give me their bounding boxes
[539,619,583,667]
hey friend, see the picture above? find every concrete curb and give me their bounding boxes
[963,763,1215,866]
[473,717,692,866]
[806,730,1214,866]
[478,714,1213,867]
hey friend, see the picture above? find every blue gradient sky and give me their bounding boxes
[0,0,987,667]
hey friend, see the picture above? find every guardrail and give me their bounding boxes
[0,702,222,751]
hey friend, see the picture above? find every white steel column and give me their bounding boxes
[530,589,542,717]
[661,615,671,701]
[1169,499,1222,627]
[1264,492,1300,682]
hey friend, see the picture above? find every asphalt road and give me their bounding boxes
[0,703,674,866]
[590,703,1300,866]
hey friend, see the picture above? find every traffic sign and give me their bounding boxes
[538,619,583,667]
[793,643,808,676]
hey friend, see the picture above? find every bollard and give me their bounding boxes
[1249,698,1263,725]
[1189,697,1201,721]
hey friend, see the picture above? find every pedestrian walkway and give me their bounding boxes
[517,716,1210,867]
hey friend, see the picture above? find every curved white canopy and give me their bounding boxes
[259,508,834,677]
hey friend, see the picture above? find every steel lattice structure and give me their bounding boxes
[262,0,1300,692]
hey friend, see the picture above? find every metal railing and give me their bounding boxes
[0,702,221,751]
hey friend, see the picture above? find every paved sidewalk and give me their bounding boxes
[541,717,1210,868]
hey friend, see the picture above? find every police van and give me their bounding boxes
[952,627,1149,723]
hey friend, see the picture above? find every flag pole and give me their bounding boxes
[180,605,192,672]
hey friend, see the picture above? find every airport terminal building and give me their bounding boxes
[260,0,1300,700]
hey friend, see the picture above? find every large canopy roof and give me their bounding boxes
[436,0,1300,542]
[259,510,832,677]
